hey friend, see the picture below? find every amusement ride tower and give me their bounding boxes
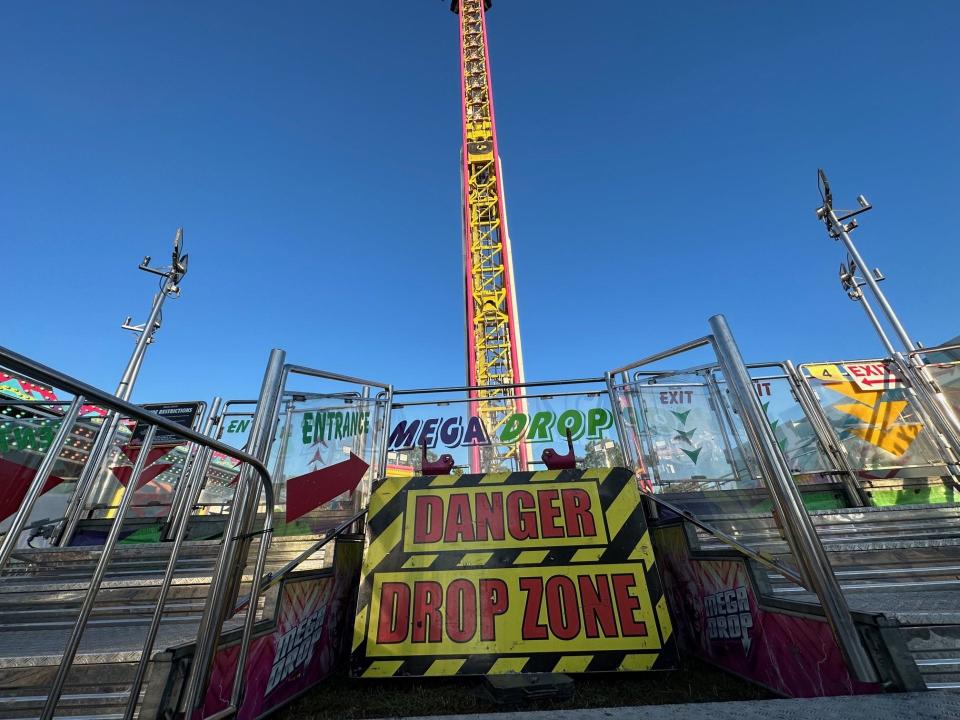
[452,0,528,471]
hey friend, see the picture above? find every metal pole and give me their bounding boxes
[604,372,634,468]
[56,230,188,544]
[783,361,867,507]
[352,387,371,517]
[839,257,960,472]
[627,373,663,490]
[41,426,158,720]
[55,412,123,545]
[825,205,913,351]
[702,371,745,483]
[0,397,83,571]
[377,386,394,479]
[160,403,208,538]
[270,397,294,511]
[709,314,877,683]
[824,196,960,451]
[179,350,285,715]
[165,397,223,541]
[115,291,166,402]
[853,292,898,358]
[703,370,754,485]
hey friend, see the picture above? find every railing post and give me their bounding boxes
[165,397,223,542]
[377,386,393,479]
[783,361,868,507]
[41,426,158,720]
[55,411,123,545]
[703,370,755,484]
[178,349,285,716]
[708,314,878,684]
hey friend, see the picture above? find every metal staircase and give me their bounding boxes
[683,502,960,689]
[0,535,331,720]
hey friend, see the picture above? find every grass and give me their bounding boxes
[279,658,775,719]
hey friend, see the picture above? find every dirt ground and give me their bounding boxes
[278,657,774,720]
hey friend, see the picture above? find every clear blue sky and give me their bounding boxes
[2,1,957,403]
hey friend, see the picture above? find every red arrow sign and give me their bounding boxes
[0,457,66,522]
[285,452,369,522]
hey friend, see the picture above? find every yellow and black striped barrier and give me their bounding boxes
[351,467,677,677]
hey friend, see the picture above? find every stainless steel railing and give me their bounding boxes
[603,316,878,684]
[0,343,278,720]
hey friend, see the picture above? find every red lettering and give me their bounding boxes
[413,495,443,543]
[537,489,564,538]
[411,581,442,643]
[612,574,648,637]
[519,577,548,639]
[850,365,866,377]
[578,575,618,638]
[545,576,581,641]
[376,582,410,644]
[446,579,477,643]
[479,578,508,641]
[475,492,504,541]
[506,490,538,540]
[444,493,475,542]
[561,488,596,537]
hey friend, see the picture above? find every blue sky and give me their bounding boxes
[1,1,957,403]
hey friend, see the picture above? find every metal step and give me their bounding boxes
[682,495,960,692]
[695,502,960,552]
[0,530,329,717]
[0,689,132,720]
[0,658,138,720]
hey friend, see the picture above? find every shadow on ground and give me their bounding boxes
[278,657,774,720]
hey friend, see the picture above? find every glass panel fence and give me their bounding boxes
[708,365,858,511]
[624,373,748,492]
[610,368,801,575]
[799,359,956,507]
[917,356,960,428]
[799,361,948,472]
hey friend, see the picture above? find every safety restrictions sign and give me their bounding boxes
[351,467,677,677]
[842,362,904,391]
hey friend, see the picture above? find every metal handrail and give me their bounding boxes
[911,341,960,358]
[393,376,606,395]
[640,491,804,586]
[709,316,877,683]
[609,336,713,376]
[0,345,274,504]
[0,344,275,720]
[283,364,390,390]
[233,509,367,613]
[391,387,608,408]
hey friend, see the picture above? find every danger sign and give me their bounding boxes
[369,565,656,656]
[842,362,904,391]
[351,468,677,677]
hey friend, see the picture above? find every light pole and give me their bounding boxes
[838,256,898,358]
[116,227,190,401]
[816,170,960,466]
[57,228,189,545]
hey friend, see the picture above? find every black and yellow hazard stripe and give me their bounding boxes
[351,467,677,677]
